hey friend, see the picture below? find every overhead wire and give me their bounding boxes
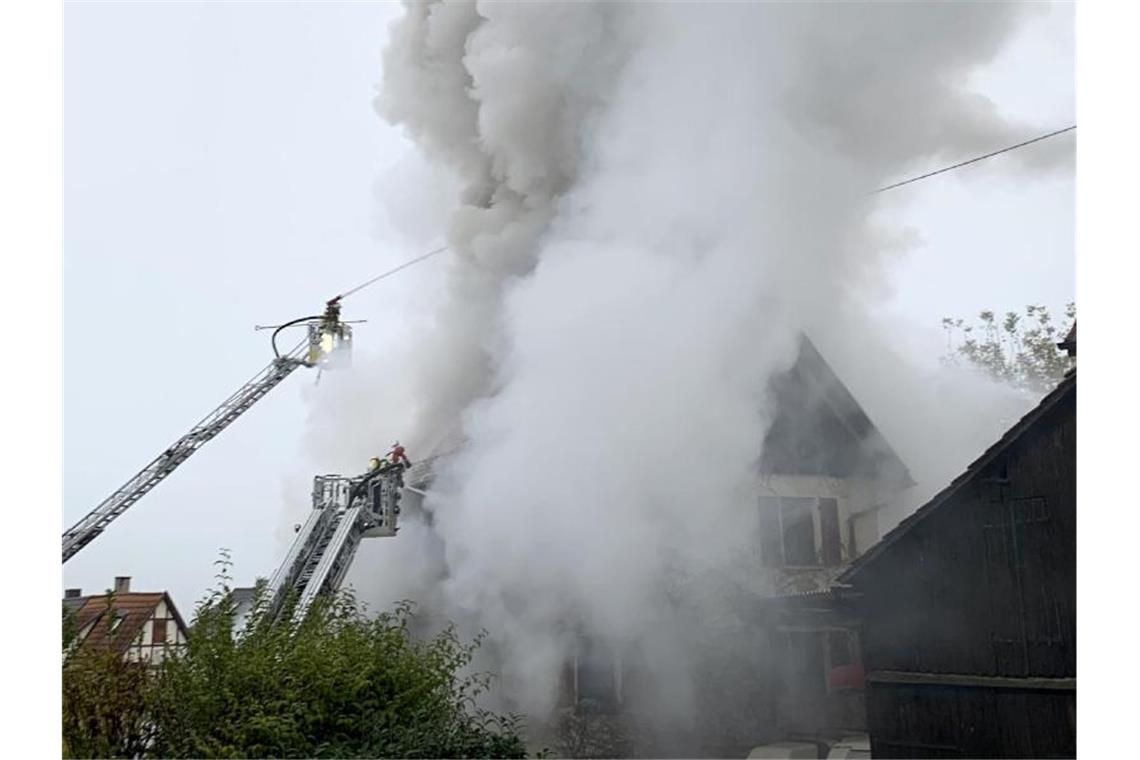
[871,125,1076,195]
[303,126,1077,312]
[268,125,1078,469]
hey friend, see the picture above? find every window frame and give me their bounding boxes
[109,613,125,633]
[779,496,820,568]
[152,617,168,645]
[758,480,859,568]
[571,638,624,712]
[818,497,842,566]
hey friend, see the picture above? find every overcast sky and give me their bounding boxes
[63,2,1074,610]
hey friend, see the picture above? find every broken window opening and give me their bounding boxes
[575,638,622,713]
[819,497,841,566]
[781,497,818,566]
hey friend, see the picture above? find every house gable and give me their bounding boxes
[760,336,912,492]
[64,589,190,659]
[411,334,913,495]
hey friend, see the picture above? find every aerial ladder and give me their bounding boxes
[230,444,465,627]
[62,298,356,563]
[259,461,406,624]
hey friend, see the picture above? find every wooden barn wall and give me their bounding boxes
[856,390,1075,679]
[866,682,1075,759]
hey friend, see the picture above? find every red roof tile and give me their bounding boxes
[68,591,186,654]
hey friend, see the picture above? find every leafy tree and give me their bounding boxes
[62,560,528,759]
[63,646,156,758]
[63,604,78,653]
[942,302,1075,393]
[62,594,156,758]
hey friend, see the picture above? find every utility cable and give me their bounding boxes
[294,127,1076,316]
[871,125,1075,195]
[319,127,1076,303]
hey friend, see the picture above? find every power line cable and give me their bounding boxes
[871,125,1075,195]
[326,126,1076,303]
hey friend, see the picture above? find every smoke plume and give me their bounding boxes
[306,0,1066,748]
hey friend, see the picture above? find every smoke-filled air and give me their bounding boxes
[300,0,1067,751]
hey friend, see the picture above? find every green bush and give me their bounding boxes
[62,570,527,759]
[62,639,155,758]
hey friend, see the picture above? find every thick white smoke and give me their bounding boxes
[308,0,1066,742]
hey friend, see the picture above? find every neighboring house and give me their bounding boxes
[230,585,257,634]
[412,335,913,757]
[63,576,189,664]
[836,346,1076,757]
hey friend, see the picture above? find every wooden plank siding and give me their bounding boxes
[867,681,1075,759]
[855,396,1074,679]
[843,376,1075,758]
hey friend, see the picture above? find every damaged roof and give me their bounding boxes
[838,369,1076,586]
[760,336,914,487]
[408,334,913,490]
[771,564,851,598]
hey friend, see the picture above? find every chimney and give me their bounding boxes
[113,576,131,594]
[64,588,82,599]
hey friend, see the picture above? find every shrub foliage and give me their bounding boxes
[62,566,527,759]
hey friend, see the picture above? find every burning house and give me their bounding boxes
[343,4,1075,758]
[407,335,913,757]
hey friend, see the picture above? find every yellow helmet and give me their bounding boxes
[368,457,382,470]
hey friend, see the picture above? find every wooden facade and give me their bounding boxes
[839,371,1076,758]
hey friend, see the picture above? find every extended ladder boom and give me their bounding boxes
[62,343,311,562]
[262,466,403,624]
[63,297,355,564]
